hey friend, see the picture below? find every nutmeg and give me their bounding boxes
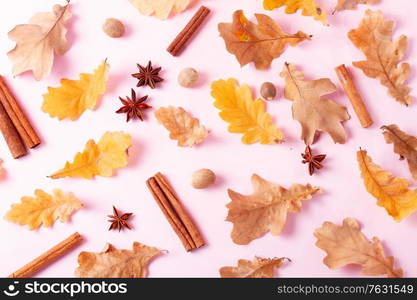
[191,168,216,189]
[103,18,125,38]
[260,82,277,101]
[178,68,199,88]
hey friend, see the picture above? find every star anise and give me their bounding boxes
[132,61,163,89]
[108,206,133,231]
[116,89,151,122]
[301,146,326,176]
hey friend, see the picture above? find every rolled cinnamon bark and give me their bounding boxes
[0,101,27,158]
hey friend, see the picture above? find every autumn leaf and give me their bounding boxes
[281,63,350,145]
[220,257,289,278]
[218,10,310,70]
[226,174,321,245]
[211,78,284,145]
[42,60,110,120]
[348,10,412,105]
[50,131,132,179]
[75,242,164,277]
[357,149,417,221]
[129,0,191,20]
[263,0,326,25]
[7,2,72,81]
[5,189,82,230]
[334,0,379,13]
[315,218,403,278]
[0,158,4,179]
[155,106,208,147]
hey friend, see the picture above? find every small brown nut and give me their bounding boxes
[260,82,277,101]
[178,68,199,88]
[103,18,125,38]
[191,168,216,189]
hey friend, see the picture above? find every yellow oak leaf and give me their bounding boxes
[75,242,164,277]
[42,60,109,120]
[315,218,403,278]
[334,0,379,13]
[281,63,350,145]
[263,0,326,25]
[129,0,191,20]
[5,189,83,230]
[226,174,321,245]
[357,149,417,221]
[348,10,412,105]
[220,257,289,278]
[218,10,311,70]
[211,78,284,145]
[50,131,132,179]
[7,2,72,81]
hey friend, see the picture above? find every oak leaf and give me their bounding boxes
[5,189,82,230]
[211,78,284,145]
[226,174,321,245]
[348,10,412,105]
[129,0,191,20]
[50,131,132,179]
[220,257,289,278]
[334,0,379,13]
[314,218,403,278]
[357,149,417,221]
[0,159,4,179]
[7,2,72,81]
[263,0,326,25]
[218,10,310,70]
[155,106,208,147]
[382,125,417,181]
[42,60,110,120]
[75,242,164,277]
[280,63,350,145]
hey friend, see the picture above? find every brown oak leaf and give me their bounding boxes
[220,257,289,278]
[226,174,321,245]
[75,242,164,278]
[218,10,311,70]
[314,218,403,278]
[280,63,350,145]
[334,0,379,13]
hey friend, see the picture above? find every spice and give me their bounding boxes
[178,68,199,88]
[260,82,277,101]
[108,206,133,231]
[132,61,163,89]
[191,168,216,189]
[302,146,326,176]
[0,101,26,158]
[8,232,83,278]
[116,89,151,122]
[167,6,211,56]
[146,173,205,251]
[102,18,125,38]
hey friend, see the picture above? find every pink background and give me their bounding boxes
[0,0,416,277]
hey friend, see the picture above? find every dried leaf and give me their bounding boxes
[75,242,164,278]
[357,149,417,221]
[50,131,132,179]
[211,78,284,145]
[5,189,82,230]
[7,2,72,81]
[155,106,208,147]
[334,0,379,12]
[382,125,417,181]
[42,60,110,120]
[263,0,326,25]
[280,63,350,145]
[226,174,321,245]
[218,10,310,70]
[0,159,4,179]
[220,257,289,278]
[348,10,412,105]
[315,218,403,278]
[129,0,191,20]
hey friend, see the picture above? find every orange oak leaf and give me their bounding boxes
[220,257,289,278]
[334,0,379,13]
[263,0,326,25]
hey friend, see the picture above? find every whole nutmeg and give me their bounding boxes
[260,82,277,101]
[178,68,199,88]
[103,18,125,38]
[191,168,216,189]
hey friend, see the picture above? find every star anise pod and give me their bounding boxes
[108,206,133,231]
[301,146,326,176]
[116,89,151,122]
[132,61,163,89]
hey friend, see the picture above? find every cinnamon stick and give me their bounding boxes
[0,101,27,158]
[167,6,211,56]
[0,75,41,148]
[8,232,83,278]
[335,64,373,128]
